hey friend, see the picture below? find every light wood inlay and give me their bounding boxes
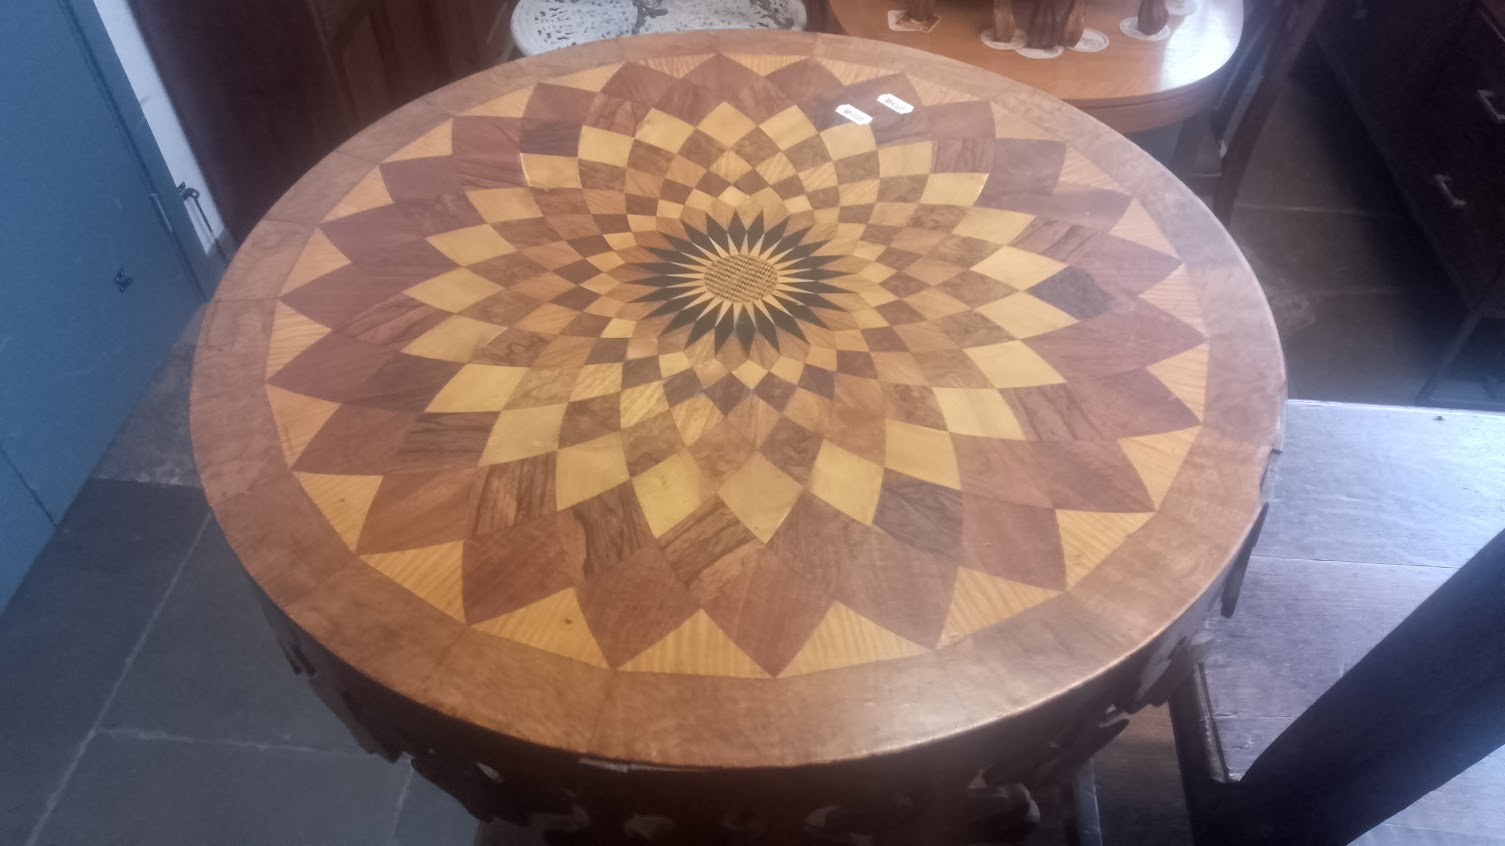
[323,168,392,221]
[362,541,468,621]
[620,609,770,678]
[473,587,609,667]
[941,567,1060,645]
[781,602,930,677]
[280,231,350,295]
[192,31,1283,771]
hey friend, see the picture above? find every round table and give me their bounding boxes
[192,30,1283,845]
[825,0,1244,132]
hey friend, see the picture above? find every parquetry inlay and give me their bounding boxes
[261,51,1210,679]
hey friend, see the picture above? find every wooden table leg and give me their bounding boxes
[1138,0,1169,36]
[992,0,1015,42]
[1068,763,1104,846]
[902,0,939,29]
[1065,2,1085,48]
[1024,0,1084,49]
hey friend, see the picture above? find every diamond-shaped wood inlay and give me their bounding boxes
[194,33,1280,730]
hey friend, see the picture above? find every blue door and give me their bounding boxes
[0,0,204,605]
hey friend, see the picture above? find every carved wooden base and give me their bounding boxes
[1137,0,1169,36]
[905,0,1096,49]
[992,0,1016,43]
[465,783,1048,844]
[250,563,1237,846]
[900,0,939,28]
[469,781,1041,845]
[1022,0,1085,49]
[903,0,1095,48]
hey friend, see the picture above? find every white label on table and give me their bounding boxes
[835,104,872,125]
[877,93,914,114]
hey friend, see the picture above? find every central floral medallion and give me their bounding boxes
[704,254,779,303]
[633,215,849,351]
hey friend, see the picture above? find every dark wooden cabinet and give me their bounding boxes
[1317,0,1505,308]
[1317,0,1470,147]
[1404,9,1505,303]
[129,0,510,242]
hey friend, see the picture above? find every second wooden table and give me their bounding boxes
[827,0,1245,132]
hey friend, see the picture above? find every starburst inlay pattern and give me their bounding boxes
[634,215,850,351]
[224,47,1240,683]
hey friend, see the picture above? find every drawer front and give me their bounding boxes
[1452,8,1505,157]
[1403,10,1505,303]
[1405,155,1505,304]
[1318,0,1471,143]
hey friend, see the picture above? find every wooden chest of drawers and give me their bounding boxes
[1319,0,1505,309]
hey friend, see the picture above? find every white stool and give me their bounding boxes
[511,0,808,57]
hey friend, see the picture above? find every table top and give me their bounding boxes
[191,30,1283,770]
[827,0,1244,132]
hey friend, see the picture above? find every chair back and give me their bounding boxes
[1201,0,1331,220]
[1172,526,1505,845]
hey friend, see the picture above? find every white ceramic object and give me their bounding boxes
[980,27,1027,50]
[1017,44,1065,59]
[1069,27,1109,52]
[513,0,808,56]
[1120,15,1171,41]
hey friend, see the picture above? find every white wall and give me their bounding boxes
[94,0,226,252]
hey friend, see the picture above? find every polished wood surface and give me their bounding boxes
[828,0,1244,132]
[192,31,1282,785]
[1317,0,1505,405]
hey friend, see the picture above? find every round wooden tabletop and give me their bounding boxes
[826,0,1244,132]
[192,30,1283,772]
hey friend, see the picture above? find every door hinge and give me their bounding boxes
[178,182,230,263]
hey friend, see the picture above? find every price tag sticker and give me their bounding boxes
[835,104,873,125]
[877,93,914,114]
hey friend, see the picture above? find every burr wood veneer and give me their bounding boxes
[191,31,1284,844]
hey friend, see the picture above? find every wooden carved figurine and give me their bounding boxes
[992,0,1016,42]
[1138,0,1170,35]
[1065,2,1086,47]
[901,0,939,29]
[1024,0,1084,49]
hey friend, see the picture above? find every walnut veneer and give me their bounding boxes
[191,31,1284,844]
